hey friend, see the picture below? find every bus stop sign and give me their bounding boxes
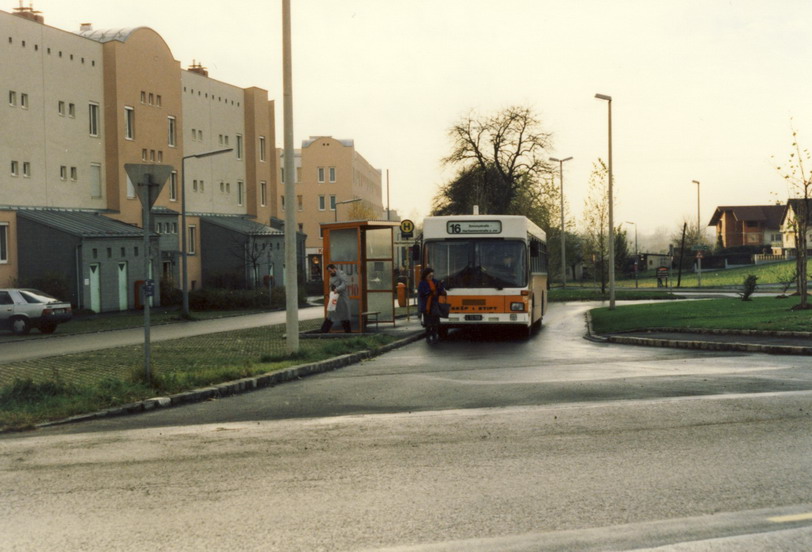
[400,219,415,239]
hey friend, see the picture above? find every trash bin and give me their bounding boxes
[397,282,406,307]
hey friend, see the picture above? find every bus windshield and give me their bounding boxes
[426,239,527,289]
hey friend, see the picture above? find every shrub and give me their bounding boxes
[740,274,758,301]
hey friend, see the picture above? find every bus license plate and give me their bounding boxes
[465,315,483,321]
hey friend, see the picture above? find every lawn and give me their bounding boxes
[0,318,399,430]
[590,296,812,334]
[611,259,808,289]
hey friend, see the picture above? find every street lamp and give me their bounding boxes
[624,221,638,288]
[181,147,233,318]
[595,93,615,309]
[334,197,362,222]
[692,179,701,238]
[550,156,573,288]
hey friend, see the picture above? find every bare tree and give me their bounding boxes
[775,128,812,309]
[434,106,555,216]
[582,160,610,292]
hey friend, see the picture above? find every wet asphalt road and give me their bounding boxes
[3,302,812,551]
[40,301,812,433]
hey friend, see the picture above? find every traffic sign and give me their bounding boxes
[125,164,173,208]
[400,219,415,238]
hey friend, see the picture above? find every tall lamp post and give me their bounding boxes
[624,221,638,288]
[550,156,573,287]
[692,179,701,238]
[181,148,233,319]
[335,197,362,222]
[595,93,615,309]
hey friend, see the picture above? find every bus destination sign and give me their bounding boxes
[447,221,502,234]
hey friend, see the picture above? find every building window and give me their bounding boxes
[20,93,28,109]
[280,167,285,184]
[149,150,155,162]
[199,180,204,192]
[59,166,67,180]
[8,91,16,106]
[193,179,198,192]
[197,129,203,141]
[318,167,325,183]
[236,134,243,159]
[329,167,336,182]
[58,100,65,116]
[89,102,100,136]
[124,106,135,139]
[168,116,176,147]
[148,93,154,105]
[260,181,267,206]
[259,136,266,161]
[68,103,75,118]
[297,194,303,211]
[156,95,162,107]
[0,224,8,263]
[22,162,30,177]
[140,91,146,104]
[237,181,244,206]
[90,163,102,198]
[319,195,326,211]
[330,195,336,210]
[70,167,77,181]
[169,171,177,201]
[218,134,223,145]
[10,161,18,177]
[281,195,285,208]
[141,149,148,161]
[188,225,197,255]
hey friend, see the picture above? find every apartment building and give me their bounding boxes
[1,6,299,312]
[280,136,384,280]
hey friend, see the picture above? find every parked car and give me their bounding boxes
[0,288,72,335]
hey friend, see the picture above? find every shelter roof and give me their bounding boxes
[201,216,283,236]
[17,210,144,238]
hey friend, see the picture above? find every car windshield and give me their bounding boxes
[20,289,58,304]
[426,239,526,289]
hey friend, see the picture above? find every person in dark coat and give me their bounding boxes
[322,264,352,333]
[417,266,446,344]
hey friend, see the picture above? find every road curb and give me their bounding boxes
[34,330,425,430]
[604,334,812,355]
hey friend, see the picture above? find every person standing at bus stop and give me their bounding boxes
[418,266,447,344]
[322,264,352,333]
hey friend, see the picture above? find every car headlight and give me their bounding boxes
[510,302,525,312]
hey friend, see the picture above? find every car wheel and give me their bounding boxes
[11,317,30,336]
[40,323,57,334]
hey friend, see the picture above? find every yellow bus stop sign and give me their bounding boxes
[400,219,415,238]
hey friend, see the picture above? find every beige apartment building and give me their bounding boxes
[280,136,384,280]
[1,5,293,312]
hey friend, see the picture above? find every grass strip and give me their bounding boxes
[550,289,682,302]
[590,296,812,334]
[0,319,397,431]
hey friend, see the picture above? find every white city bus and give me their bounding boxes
[420,215,548,337]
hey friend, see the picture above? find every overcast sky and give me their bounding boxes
[29,0,812,243]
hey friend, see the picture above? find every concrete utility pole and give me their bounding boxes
[282,0,299,352]
[550,156,573,287]
[693,180,701,238]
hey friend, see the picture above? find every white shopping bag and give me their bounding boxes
[326,291,339,312]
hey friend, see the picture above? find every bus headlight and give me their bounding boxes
[510,302,525,312]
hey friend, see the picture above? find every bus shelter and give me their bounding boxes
[320,221,399,332]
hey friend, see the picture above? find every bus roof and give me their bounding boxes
[423,215,546,242]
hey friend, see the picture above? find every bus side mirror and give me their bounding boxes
[412,245,421,261]
[530,242,539,257]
